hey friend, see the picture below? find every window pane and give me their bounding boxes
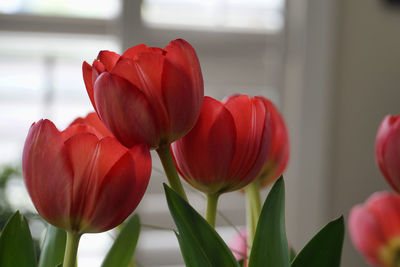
[0,0,121,19]
[142,0,284,33]
[0,31,120,164]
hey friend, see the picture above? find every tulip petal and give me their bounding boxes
[112,54,170,141]
[85,145,151,232]
[128,144,152,208]
[224,95,270,186]
[63,132,99,229]
[349,205,386,266]
[121,44,164,59]
[62,124,102,141]
[94,72,158,148]
[164,39,204,110]
[97,50,120,72]
[366,192,400,241]
[258,98,289,187]
[83,61,96,110]
[22,120,72,228]
[377,116,400,192]
[162,57,200,142]
[69,112,113,138]
[172,97,236,194]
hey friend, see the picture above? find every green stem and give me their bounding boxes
[205,193,219,228]
[156,144,188,201]
[246,190,255,252]
[63,232,81,267]
[245,180,262,248]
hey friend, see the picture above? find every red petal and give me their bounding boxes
[63,132,99,229]
[224,95,270,186]
[111,54,169,138]
[128,144,152,208]
[366,192,400,241]
[69,112,113,139]
[164,39,203,111]
[376,115,400,192]
[92,59,105,73]
[257,97,289,187]
[84,144,151,232]
[162,57,202,142]
[22,119,72,228]
[61,124,100,141]
[94,72,158,148]
[349,203,386,266]
[82,61,96,110]
[121,44,163,59]
[97,50,120,71]
[172,97,236,194]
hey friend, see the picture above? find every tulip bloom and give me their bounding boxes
[375,115,400,193]
[256,97,289,188]
[82,39,204,149]
[349,192,400,266]
[22,118,151,233]
[171,95,271,195]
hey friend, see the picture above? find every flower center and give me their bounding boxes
[380,237,400,267]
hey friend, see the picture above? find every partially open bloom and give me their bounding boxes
[83,39,204,149]
[171,95,271,194]
[255,97,289,188]
[375,115,400,193]
[349,192,400,266]
[22,117,151,233]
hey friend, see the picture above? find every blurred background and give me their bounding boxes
[0,0,399,266]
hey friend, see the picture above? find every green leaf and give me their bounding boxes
[38,224,66,267]
[248,177,290,267]
[238,259,245,267]
[101,214,141,267]
[0,211,37,267]
[291,216,345,267]
[164,184,239,267]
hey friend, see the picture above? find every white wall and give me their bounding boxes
[331,0,400,266]
[283,1,400,266]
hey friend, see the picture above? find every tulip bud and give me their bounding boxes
[171,95,271,195]
[349,192,400,266]
[22,116,151,233]
[83,39,204,149]
[375,115,400,193]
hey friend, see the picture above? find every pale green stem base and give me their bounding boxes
[157,144,188,202]
[245,180,262,249]
[206,193,220,228]
[63,232,81,267]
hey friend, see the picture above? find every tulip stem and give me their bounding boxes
[157,144,188,202]
[63,232,81,267]
[245,180,262,247]
[206,193,220,228]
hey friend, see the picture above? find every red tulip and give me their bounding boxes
[171,95,271,194]
[376,115,400,193]
[349,192,400,266]
[236,96,289,189]
[22,118,151,233]
[82,39,204,149]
